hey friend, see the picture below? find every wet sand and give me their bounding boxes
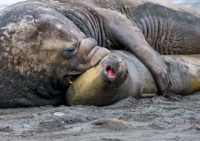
[0,92,200,141]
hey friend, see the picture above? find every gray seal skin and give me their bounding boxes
[0,0,200,107]
[66,52,200,106]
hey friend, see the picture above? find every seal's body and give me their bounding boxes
[66,52,200,106]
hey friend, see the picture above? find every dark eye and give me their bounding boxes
[62,46,77,57]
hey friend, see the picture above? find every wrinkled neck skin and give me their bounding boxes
[50,0,140,48]
[53,0,200,55]
[116,51,200,96]
[132,3,200,55]
[53,1,108,47]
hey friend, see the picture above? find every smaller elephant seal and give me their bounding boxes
[66,51,200,106]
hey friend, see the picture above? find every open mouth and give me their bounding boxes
[106,66,117,80]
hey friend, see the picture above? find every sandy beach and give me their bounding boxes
[0,92,200,141]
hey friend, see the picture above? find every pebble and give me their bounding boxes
[53,112,65,117]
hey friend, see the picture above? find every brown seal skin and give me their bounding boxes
[66,51,200,106]
[0,0,200,107]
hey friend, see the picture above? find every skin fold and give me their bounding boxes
[66,51,200,106]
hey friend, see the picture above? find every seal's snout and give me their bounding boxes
[102,55,128,82]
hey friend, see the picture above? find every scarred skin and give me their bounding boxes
[0,0,200,107]
[66,52,200,106]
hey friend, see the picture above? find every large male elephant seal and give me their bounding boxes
[66,52,200,106]
[0,0,200,107]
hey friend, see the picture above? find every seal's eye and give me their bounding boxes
[62,46,77,57]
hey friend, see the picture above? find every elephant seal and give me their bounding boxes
[2,0,200,99]
[0,0,200,107]
[66,51,200,106]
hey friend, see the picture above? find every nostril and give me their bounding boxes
[106,66,117,79]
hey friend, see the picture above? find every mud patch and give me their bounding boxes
[0,92,200,141]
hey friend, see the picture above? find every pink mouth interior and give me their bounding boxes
[106,66,117,79]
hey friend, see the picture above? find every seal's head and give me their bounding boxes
[31,12,110,89]
[49,38,111,93]
[66,54,129,106]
